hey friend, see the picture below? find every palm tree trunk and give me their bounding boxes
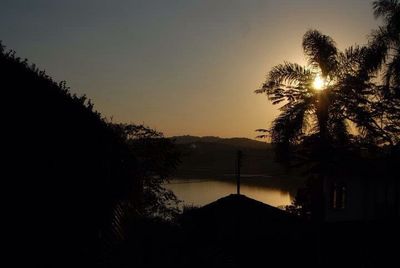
[314,93,330,221]
[316,93,329,143]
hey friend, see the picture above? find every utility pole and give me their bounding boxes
[236,150,242,195]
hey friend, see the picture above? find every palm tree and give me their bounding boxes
[369,0,400,217]
[355,0,400,146]
[256,30,368,151]
[256,30,376,220]
[368,0,400,87]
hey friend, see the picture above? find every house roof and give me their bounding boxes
[193,194,294,220]
[180,194,302,242]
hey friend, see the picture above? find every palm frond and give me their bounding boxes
[337,45,368,78]
[373,0,399,19]
[384,53,400,86]
[302,30,338,76]
[256,62,312,105]
[328,115,350,144]
[270,101,310,145]
[268,62,311,84]
[364,28,390,73]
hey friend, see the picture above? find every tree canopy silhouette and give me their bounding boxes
[256,2,400,218]
[255,30,373,156]
[1,41,180,266]
[359,0,400,146]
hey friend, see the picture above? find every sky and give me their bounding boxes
[0,0,380,138]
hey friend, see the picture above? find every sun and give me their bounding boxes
[313,74,326,91]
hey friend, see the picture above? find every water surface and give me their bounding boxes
[166,177,294,208]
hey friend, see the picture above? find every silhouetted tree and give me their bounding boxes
[256,2,400,218]
[358,0,400,146]
[1,41,180,266]
[367,0,400,216]
[255,30,373,162]
[110,123,181,219]
[369,0,400,86]
[255,30,392,218]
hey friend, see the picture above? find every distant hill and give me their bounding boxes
[170,135,285,178]
[171,135,272,149]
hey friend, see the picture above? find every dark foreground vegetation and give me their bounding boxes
[3,1,400,267]
[2,38,399,267]
[2,41,180,266]
[105,194,399,267]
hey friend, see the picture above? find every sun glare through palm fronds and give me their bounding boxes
[313,74,326,91]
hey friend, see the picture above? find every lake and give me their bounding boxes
[165,177,295,208]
